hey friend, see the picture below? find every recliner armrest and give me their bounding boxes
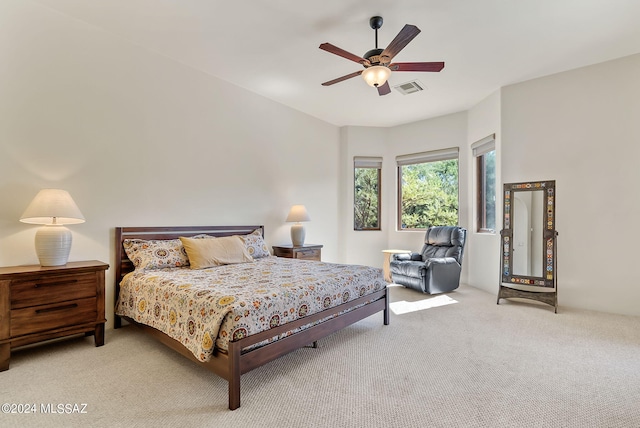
[392,253,418,262]
[424,257,459,268]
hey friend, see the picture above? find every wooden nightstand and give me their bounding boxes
[272,244,323,261]
[0,260,109,371]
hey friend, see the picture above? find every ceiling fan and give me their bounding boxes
[319,16,444,96]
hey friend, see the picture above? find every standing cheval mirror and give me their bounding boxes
[497,180,558,312]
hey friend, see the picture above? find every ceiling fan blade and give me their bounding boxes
[319,43,370,65]
[377,81,391,96]
[380,24,421,63]
[321,70,363,86]
[389,62,445,72]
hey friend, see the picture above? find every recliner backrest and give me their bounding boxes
[420,226,466,264]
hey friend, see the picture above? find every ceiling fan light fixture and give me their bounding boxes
[362,65,391,87]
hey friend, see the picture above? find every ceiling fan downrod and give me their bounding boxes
[370,16,383,50]
[365,16,385,64]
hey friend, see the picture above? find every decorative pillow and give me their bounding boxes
[241,229,270,258]
[123,238,190,270]
[191,234,212,239]
[180,236,254,269]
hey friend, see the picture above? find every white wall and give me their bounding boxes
[340,113,469,270]
[501,53,640,316]
[3,2,639,324]
[0,1,341,328]
[386,113,470,253]
[342,54,640,317]
[338,126,389,266]
[465,90,501,290]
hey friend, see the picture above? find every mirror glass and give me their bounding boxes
[501,180,556,288]
[512,190,544,276]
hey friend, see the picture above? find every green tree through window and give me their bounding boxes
[473,135,496,233]
[354,158,381,230]
[480,150,496,231]
[399,159,459,229]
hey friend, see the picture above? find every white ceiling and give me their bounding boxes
[33,0,640,127]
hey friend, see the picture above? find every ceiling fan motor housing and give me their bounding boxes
[363,48,385,66]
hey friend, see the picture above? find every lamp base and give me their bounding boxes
[290,223,306,247]
[35,225,72,266]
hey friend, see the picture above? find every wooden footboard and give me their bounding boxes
[114,226,389,410]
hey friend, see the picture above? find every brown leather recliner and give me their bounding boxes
[389,226,466,294]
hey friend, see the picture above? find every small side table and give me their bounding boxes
[382,249,412,283]
[273,244,323,261]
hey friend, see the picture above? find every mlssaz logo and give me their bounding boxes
[40,403,88,414]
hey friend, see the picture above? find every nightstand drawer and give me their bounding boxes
[10,273,97,309]
[10,297,97,337]
[273,244,322,261]
[295,249,321,260]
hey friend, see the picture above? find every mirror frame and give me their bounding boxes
[501,180,556,288]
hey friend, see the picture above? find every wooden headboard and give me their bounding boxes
[114,225,264,302]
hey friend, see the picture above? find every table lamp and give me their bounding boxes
[20,189,86,266]
[286,205,310,246]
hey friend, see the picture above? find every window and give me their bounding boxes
[473,135,496,233]
[354,157,382,230]
[396,148,459,230]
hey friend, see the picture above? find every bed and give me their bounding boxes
[114,225,389,410]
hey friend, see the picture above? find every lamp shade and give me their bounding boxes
[362,65,391,87]
[20,189,85,225]
[286,205,310,223]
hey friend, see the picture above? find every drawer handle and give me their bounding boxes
[35,303,78,314]
[35,279,78,288]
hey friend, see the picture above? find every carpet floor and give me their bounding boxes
[1,284,639,428]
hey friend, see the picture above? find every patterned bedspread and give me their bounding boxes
[115,257,386,362]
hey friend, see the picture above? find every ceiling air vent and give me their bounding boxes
[394,80,425,95]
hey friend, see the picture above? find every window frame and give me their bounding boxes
[472,134,496,234]
[396,147,460,231]
[353,156,382,231]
